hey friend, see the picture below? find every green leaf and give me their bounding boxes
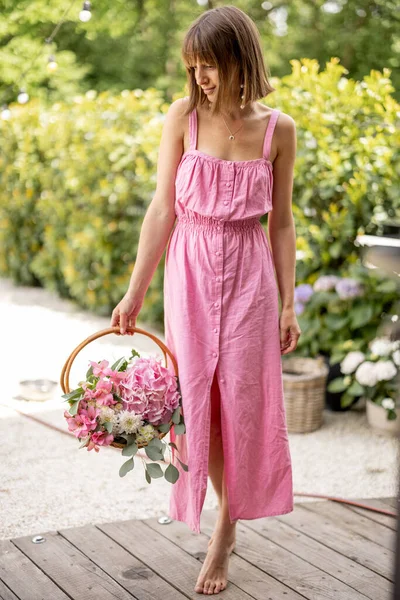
[388,410,397,421]
[177,457,189,472]
[103,421,113,433]
[61,387,84,402]
[174,423,186,435]
[172,407,181,424]
[340,392,356,408]
[164,463,179,483]
[145,469,151,484]
[86,365,93,379]
[376,279,398,294]
[327,377,348,393]
[69,399,81,416]
[148,437,163,449]
[157,422,171,433]
[324,314,349,331]
[119,457,134,477]
[145,444,164,461]
[168,441,178,451]
[122,442,138,457]
[146,463,164,478]
[111,356,128,371]
[79,436,89,449]
[350,305,373,329]
[347,381,364,396]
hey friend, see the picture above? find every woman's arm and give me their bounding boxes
[126,98,186,299]
[267,113,301,354]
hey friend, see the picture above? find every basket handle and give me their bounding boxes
[60,326,179,394]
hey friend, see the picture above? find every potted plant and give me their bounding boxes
[328,337,400,433]
[292,264,398,411]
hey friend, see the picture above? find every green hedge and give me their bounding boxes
[0,59,399,329]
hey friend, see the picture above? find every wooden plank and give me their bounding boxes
[343,498,397,531]
[12,531,136,600]
[302,501,395,551]
[99,518,255,599]
[0,578,20,600]
[60,523,187,600]
[0,539,69,600]
[200,509,368,600]
[241,508,392,600]
[143,510,305,600]
[274,504,395,581]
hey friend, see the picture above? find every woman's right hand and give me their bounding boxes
[110,291,145,335]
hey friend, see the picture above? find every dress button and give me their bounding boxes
[216,251,220,256]
[223,201,229,205]
[214,302,219,307]
[217,226,221,231]
[213,352,217,357]
[220,378,225,383]
[226,182,232,187]
[214,328,218,333]
[219,218,224,223]
[216,276,221,281]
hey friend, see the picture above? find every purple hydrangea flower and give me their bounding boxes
[313,275,341,292]
[294,284,314,304]
[335,278,364,300]
[294,302,305,315]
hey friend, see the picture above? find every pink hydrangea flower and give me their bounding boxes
[118,356,181,426]
[86,430,114,452]
[64,404,100,438]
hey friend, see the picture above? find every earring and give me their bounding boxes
[240,84,245,110]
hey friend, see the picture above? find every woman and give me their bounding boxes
[111,5,301,595]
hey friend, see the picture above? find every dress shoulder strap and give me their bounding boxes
[189,106,198,151]
[262,109,280,161]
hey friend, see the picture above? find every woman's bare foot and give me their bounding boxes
[195,528,236,594]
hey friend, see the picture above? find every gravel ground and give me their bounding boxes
[1,277,399,541]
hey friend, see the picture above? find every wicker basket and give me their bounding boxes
[282,355,328,433]
[60,326,180,449]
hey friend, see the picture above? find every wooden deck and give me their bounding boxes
[0,497,397,599]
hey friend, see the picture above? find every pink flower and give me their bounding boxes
[86,430,114,452]
[117,356,181,426]
[84,379,115,407]
[89,360,126,384]
[64,404,100,438]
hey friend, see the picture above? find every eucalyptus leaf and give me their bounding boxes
[148,437,163,449]
[119,457,134,477]
[103,421,113,433]
[62,387,84,402]
[168,441,178,451]
[86,365,93,379]
[174,423,186,435]
[177,457,189,472]
[164,463,179,483]
[69,399,81,416]
[145,469,151,484]
[172,407,181,424]
[146,463,164,478]
[157,422,171,433]
[111,356,128,371]
[122,442,138,457]
[145,445,164,461]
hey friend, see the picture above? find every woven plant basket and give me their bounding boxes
[60,326,180,449]
[282,355,329,433]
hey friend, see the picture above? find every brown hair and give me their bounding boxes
[181,5,275,117]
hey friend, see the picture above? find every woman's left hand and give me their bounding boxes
[279,308,302,355]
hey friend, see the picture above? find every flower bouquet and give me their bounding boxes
[328,337,400,417]
[62,346,188,483]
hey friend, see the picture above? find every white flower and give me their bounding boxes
[382,397,396,410]
[136,423,157,444]
[393,349,400,367]
[98,407,116,424]
[118,411,144,434]
[370,337,395,357]
[375,360,397,382]
[355,361,379,387]
[340,351,366,375]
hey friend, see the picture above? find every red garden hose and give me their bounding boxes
[2,402,397,519]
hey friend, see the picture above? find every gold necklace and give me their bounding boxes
[221,115,244,140]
